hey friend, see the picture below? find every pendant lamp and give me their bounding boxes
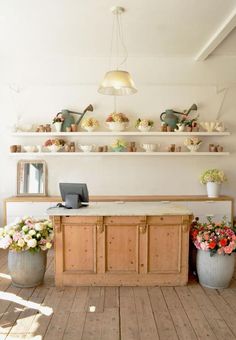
[98,6,137,97]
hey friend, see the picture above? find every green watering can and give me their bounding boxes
[160,104,197,129]
[57,104,93,131]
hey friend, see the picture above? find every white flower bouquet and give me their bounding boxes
[0,217,54,253]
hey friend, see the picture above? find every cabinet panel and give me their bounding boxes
[187,201,232,221]
[148,225,181,273]
[63,224,96,273]
[106,225,138,272]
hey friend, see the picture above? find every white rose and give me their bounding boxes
[24,234,32,242]
[22,225,29,233]
[29,230,36,236]
[36,233,41,239]
[9,229,15,236]
[18,239,25,247]
[27,238,37,248]
[34,223,44,231]
[0,228,4,237]
[46,242,52,249]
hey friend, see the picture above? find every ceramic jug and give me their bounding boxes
[160,110,183,129]
[57,105,93,132]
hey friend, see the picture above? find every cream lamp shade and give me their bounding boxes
[98,70,137,96]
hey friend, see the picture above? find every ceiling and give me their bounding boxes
[0,0,236,59]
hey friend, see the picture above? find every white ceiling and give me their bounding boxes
[0,0,236,58]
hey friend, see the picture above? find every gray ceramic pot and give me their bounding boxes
[8,250,47,288]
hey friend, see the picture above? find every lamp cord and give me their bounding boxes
[109,11,128,70]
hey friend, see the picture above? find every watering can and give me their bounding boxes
[57,104,94,132]
[160,104,197,129]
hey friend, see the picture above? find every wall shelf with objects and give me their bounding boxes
[10,130,231,156]
[11,132,230,137]
[9,152,230,157]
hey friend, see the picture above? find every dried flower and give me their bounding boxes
[106,113,129,123]
[135,118,154,128]
[81,117,99,129]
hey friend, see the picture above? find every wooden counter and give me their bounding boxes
[49,202,193,287]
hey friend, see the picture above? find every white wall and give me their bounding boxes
[0,56,236,224]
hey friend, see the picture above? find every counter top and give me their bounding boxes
[47,201,192,216]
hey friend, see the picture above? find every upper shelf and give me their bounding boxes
[11,131,231,137]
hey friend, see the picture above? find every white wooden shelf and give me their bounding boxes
[9,152,230,157]
[11,131,230,137]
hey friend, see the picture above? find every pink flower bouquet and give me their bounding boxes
[191,217,236,256]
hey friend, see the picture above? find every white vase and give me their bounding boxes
[54,122,62,132]
[196,249,235,289]
[206,182,221,197]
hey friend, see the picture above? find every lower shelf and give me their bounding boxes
[9,152,230,157]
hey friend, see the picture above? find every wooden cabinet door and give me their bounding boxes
[147,216,184,274]
[61,216,97,273]
[104,216,144,273]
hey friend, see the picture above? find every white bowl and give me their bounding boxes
[23,145,37,152]
[107,122,128,131]
[83,126,96,132]
[138,125,151,132]
[141,143,157,152]
[79,144,95,152]
[47,144,63,152]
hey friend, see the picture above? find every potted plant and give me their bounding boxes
[111,139,127,152]
[44,138,65,152]
[52,113,65,132]
[135,118,154,132]
[200,169,227,197]
[184,137,202,152]
[81,117,99,132]
[191,217,236,288]
[0,217,53,287]
[106,113,129,131]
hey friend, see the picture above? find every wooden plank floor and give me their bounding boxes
[0,250,236,340]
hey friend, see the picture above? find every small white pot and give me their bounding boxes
[84,126,96,132]
[138,125,151,132]
[54,122,62,132]
[206,182,221,198]
[107,122,127,131]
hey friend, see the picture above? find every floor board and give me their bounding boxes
[0,249,235,340]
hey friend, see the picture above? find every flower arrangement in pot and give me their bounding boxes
[106,113,129,131]
[0,217,53,287]
[81,117,99,132]
[44,138,65,152]
[135,118,154,132]
[111,139,127,152]
[200,169,227,197]
[52,113,64,132]
[191,217,236,288]
[184,137,202,152]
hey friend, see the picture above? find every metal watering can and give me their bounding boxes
[160,104,197,129]
[57,104,94,131]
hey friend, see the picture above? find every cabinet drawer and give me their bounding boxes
[148,215,183,225]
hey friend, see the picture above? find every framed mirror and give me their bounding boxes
[17,160,47,196]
